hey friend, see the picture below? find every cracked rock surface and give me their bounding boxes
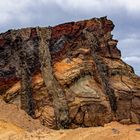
[0,17,140,128]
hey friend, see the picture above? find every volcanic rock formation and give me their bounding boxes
[0,17,140,129]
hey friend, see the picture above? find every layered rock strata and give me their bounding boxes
[0,17,140,128]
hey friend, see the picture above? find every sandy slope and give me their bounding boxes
[0,121,140,140]
[0,120,23,140]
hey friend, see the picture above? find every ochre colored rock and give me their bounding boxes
[0,99,44,131]
[0,17,140,128]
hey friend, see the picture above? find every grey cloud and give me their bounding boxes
[123,56,140,63]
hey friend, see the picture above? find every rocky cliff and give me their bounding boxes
[0,17,140,129]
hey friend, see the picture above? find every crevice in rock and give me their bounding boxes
[83,29,117,112]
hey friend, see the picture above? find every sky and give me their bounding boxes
[0,0,140,75]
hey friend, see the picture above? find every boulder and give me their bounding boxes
[0,17,140,128]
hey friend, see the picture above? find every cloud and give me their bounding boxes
[123,56,140,63]
[0,0,31,23]
[39,0,140,13]
[117,38,140,57]
[0,0,140,28]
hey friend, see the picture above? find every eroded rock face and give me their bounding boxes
[0,17,140,128]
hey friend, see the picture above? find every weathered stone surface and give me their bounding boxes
[0,17,140,128]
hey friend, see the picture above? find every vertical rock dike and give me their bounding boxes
[19,41,35,117]
[83,29,117,112]
[36,27,70,129]
[12,34,35,117]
